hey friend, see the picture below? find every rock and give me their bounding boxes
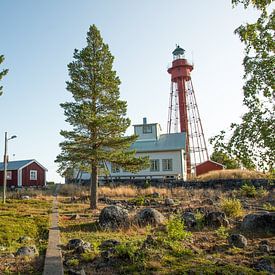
[259,244,270,253]
[18,236,32,243]
[21,195,30,200]
[228,234,247,248]
[255,258,274,273]
[202,198,214,205]
[135,208,165,227]
[67,239,84,250]
[68,269,86,275]
[151,192,160,198]
[70,214,81,220]
[164,198,175,206]
[182,212,197,228]
[99,205,129,230]
[16,246,38,257]
[241,212,275,235]
[99,239,120,251]
[204,211,229,228]
[75,242,92,254]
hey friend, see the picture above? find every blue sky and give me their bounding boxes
[0,1,259,182]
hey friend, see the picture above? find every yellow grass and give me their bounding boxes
[196,169,267,181]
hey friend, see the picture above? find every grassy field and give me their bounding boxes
[58,184,275,275]
[0,191,52,274]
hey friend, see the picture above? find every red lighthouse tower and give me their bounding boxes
[167,45,209,177]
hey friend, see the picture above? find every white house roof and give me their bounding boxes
[0,159,47,171]
[130,132,186,152]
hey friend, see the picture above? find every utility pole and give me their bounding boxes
[3,132,8,204]
[2,132,17,204]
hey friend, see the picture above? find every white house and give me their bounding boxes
[106,118,187,181]
[69,118,187,183]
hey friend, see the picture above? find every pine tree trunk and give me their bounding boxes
[90,164,98,209]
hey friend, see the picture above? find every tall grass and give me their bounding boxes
[196,169,267,181]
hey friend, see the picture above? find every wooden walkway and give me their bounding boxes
[43,186,64,275]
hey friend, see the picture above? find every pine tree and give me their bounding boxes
[0,55,8,96]
[56,25,149,209]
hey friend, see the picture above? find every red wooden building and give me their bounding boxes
[195,160,224,177]
[0,159,47,187]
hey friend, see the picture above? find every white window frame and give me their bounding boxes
[150,159,160,172]
[162,159,173,171]
[30,170,37,180]
[7,171,12,180]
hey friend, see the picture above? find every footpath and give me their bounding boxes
[43,185,64,275]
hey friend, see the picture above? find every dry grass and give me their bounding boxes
[196,169,267,181]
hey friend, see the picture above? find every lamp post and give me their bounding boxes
[3,132,17,204]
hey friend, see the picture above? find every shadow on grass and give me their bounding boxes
[59,221,99,233]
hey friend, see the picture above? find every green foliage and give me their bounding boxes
[115,241,145,264]
[263,203,275,211]
[220,198,243,217]
[210,150,240,169]
[211,1,275,171]
[67,258,79,267]
[194,211,205,230]
[239,183,268,198]
[129,196,146,206]
[215,226,229,240]
[168,241,193,257]
[0,54,8,96]
[56,24,149,208]
[166,216,192,241]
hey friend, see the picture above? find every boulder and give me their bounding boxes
[135,208,165,227]
[16,246,38,257]
[255,258,274,273]
[182,212,197,228]
[99,205,129,230]
[259,244,270,253]
[228,234,247,248]
[99,239,120,251]
[67,239,84,250]
[241,212,275,235]
[204,211,229,228]
[164,198,175,206]
[75,242,92,254]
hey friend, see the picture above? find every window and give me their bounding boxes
[162,159,173,171]
[111,164,120,173]
[150,159,160,171]
[30,170,37,180]
[7,171,12,180]
[143,125,152,134]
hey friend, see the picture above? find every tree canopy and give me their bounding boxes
[0,55,8,96]
[210,0,274,172]
[56,25,149,208]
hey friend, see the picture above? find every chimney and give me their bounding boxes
[143,117,147,124]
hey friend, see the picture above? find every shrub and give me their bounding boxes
[215,226,229,240]
[220,198,243,218]
[194,211,204,230]
[115,242,145,264]
[67,258,79,267]
[166,216,192,241]
[239,184,268,198]
[263,203,275,211]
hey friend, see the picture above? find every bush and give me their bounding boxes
[263,203,275,211]
[166,216,192,241]
[221,198,243,218]
[215,226,229,240]
[239,184,268,198]
[115,242,145,264]
[194,211,204,230]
